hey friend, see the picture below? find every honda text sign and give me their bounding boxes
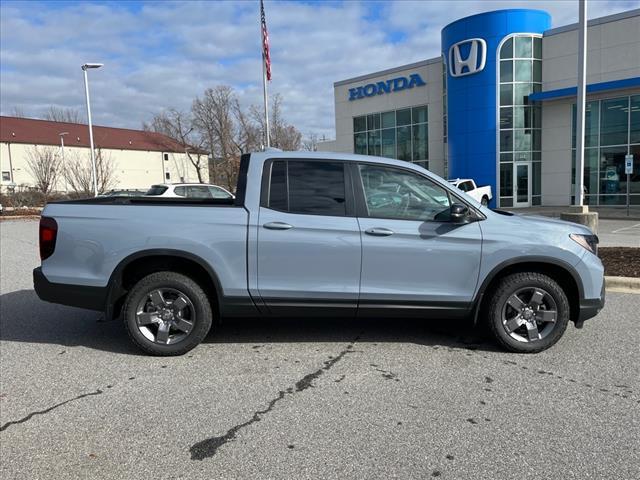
[348,73,426,101]
[448,38,487,77]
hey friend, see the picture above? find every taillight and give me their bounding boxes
[39,216,58,260]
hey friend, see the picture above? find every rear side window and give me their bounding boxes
[265,160,346,216]
[188,186,212,198]
[145,185,168,196]
[209,186,232,199]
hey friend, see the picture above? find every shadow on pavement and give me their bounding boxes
[0,289,497,355]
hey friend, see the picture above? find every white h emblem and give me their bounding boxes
[448,38,487,77]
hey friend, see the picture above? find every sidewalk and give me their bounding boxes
[502,206,640,220]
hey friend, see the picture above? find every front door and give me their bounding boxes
[355,163,482,316]
[256,159,361,317]
[514,163,531,207]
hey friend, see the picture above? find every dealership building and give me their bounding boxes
[319,8,640,208]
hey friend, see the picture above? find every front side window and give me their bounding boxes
[265,160,346,216]
[359,164,451,221]
[174,186,187,196]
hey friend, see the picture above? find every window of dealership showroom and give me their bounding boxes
[498,34,543,208]
[353,106,429,170]
[572,95,640,205]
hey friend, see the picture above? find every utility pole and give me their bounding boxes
[81,63,103,196]
[575,0,587,206]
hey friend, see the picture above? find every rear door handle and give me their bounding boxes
[263,222,293,230]
[365,227,394,237]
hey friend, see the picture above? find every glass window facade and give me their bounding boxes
[498,34,543,207]
[353,106,429,168]
[572,95,640,205]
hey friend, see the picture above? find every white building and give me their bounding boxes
[0,116,208,193]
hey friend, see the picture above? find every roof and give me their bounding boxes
[0,116,197,153]
[334,57,441,88]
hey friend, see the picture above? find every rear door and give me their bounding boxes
[354,163,482,316]
[256,159,361,316]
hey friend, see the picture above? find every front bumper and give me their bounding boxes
[33,267,107,311]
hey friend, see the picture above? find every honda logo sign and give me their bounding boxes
[448,38,487,77]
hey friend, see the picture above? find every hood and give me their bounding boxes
[509,213,595,236]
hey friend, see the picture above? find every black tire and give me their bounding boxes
[485,272,570,353]
[481,196,489,207]
[123,271,213,356]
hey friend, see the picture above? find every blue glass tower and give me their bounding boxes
[442,10,551,207]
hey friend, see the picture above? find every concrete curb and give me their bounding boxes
[605,276,640,294]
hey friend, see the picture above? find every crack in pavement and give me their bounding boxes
[189,336,360,461]
[0,389,103,432]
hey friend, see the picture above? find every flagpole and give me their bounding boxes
[262,51,271,149]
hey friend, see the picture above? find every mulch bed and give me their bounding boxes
[0,209,42,219]
[599,247,640,278]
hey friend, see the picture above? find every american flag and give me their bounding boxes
[261,0,271,81]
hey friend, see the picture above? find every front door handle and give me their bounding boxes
[263,221,293,230]
[365,227,394,236]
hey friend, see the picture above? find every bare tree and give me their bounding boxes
[143,109,207,183]
[232,99,262,155]
[144,86,301,191]
[192,86,237,187]
[64,148,117,196]
[43,106,82,123]
[301,132,320,151]
[251,93,302,151]
[11,106,27,118]
[25,146,61,197]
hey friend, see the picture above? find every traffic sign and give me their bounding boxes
[625,154,634,175]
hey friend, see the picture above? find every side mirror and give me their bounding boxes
[450,203,469,222]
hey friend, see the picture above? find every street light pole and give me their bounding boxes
[59,132,68,192]
[81,63,103,197]
[575,0,588,206]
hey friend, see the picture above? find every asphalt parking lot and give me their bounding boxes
[1,219,639,480]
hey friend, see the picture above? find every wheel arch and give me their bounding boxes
[105,249,223,321]
[473,257,584,325]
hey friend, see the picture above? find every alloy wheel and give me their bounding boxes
[135,288,195,345]
[501,287,557,343]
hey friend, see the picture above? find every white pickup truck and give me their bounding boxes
[448,178,492,206]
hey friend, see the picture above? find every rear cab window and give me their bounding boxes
[262,160,348,216]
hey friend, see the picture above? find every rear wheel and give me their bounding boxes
[485,272,569,353]
[123,271,212,356]
[481,196,489,207]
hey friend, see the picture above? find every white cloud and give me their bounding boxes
[1,0,638,140]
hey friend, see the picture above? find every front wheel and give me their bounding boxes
[481,196,489,207]
[485,272,570,353]
[123,271,213,356]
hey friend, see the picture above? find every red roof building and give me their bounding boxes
[0,116,189,153]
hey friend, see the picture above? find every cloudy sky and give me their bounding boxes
[1,0,639,140]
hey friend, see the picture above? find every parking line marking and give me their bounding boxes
[611,223,640,233]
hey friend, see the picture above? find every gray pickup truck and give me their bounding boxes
[34,151,604,356]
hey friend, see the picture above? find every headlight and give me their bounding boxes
[570,233,599,254]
